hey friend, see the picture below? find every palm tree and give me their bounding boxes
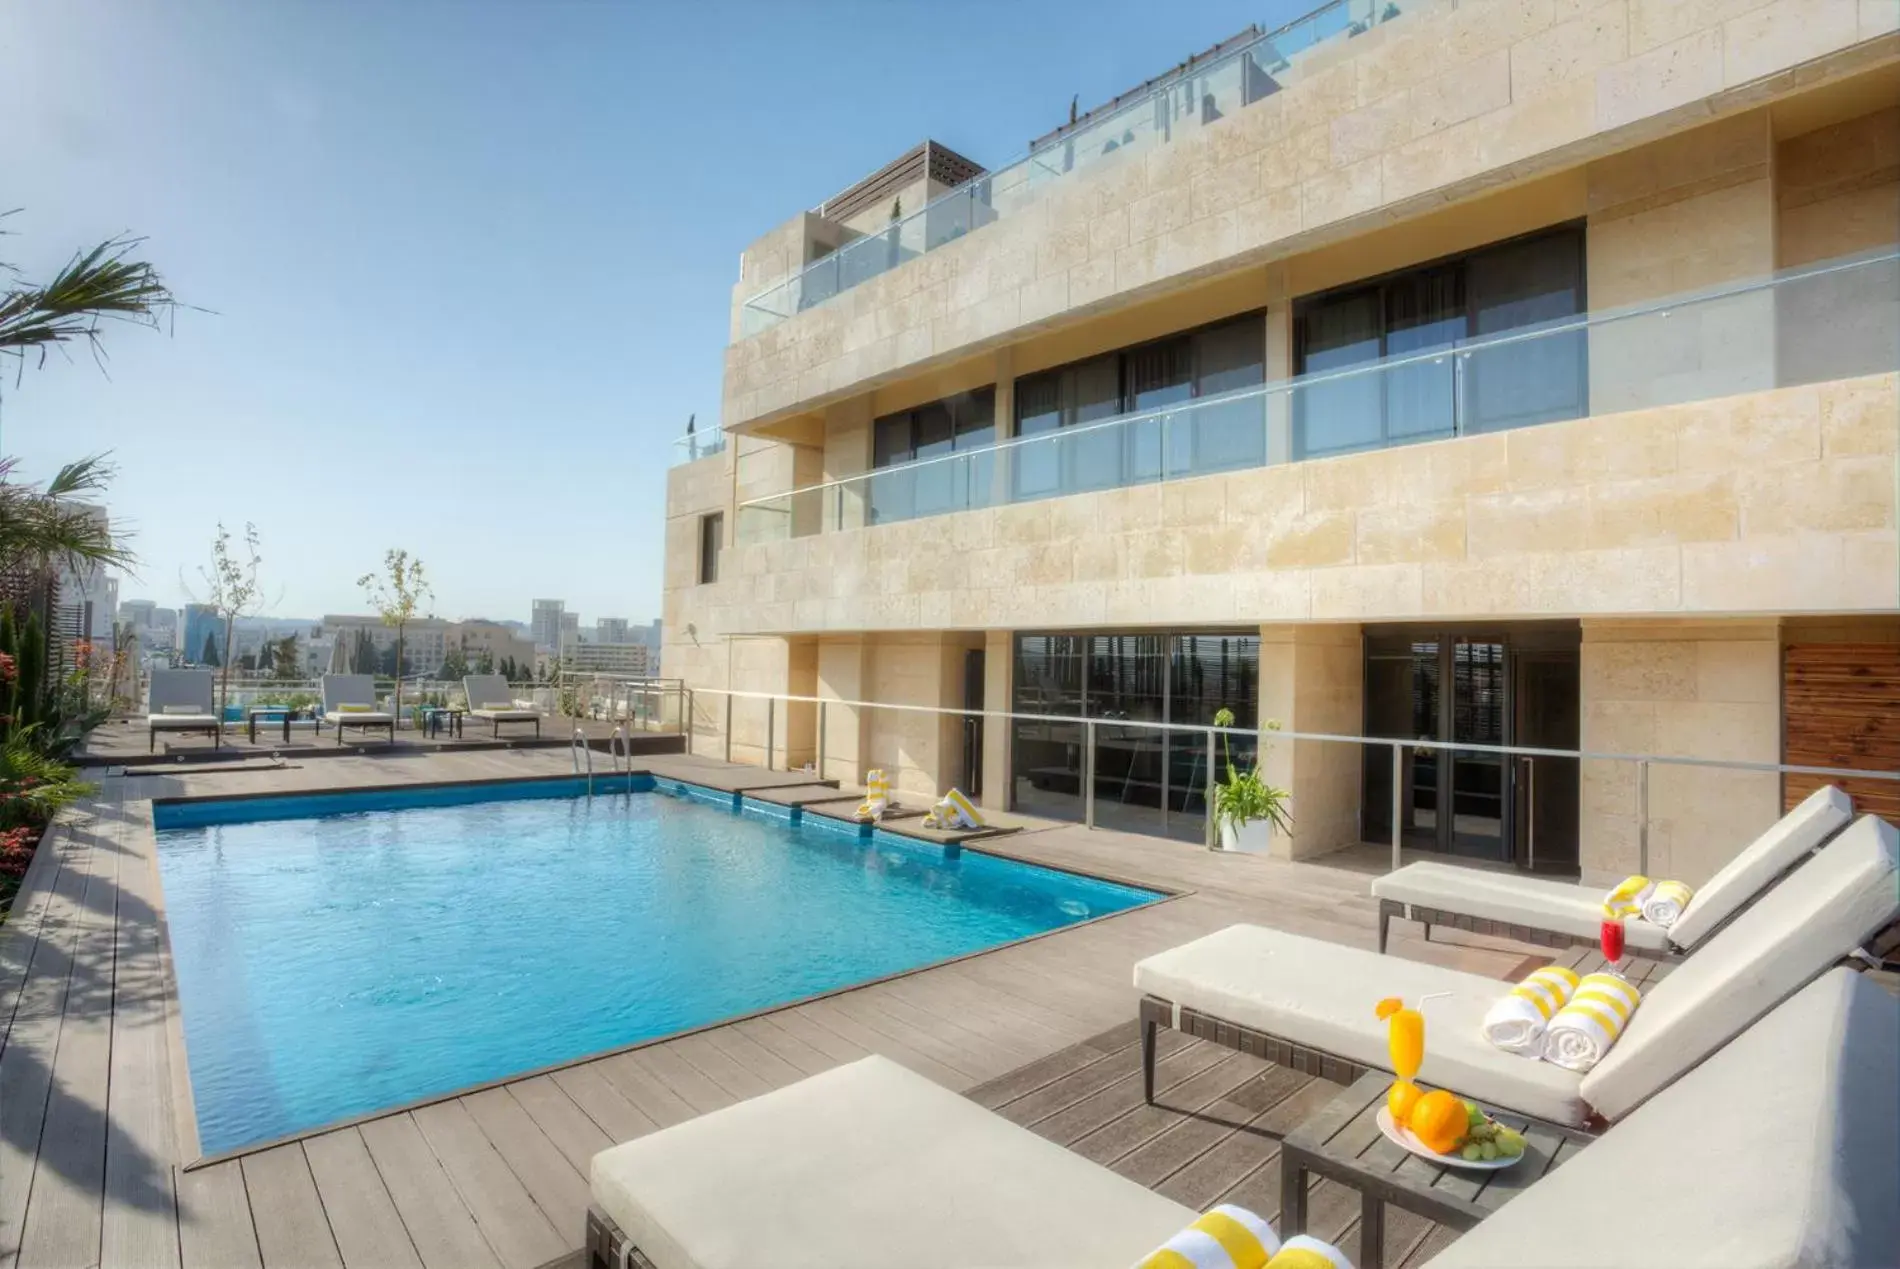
[0,454,133,579]
[2,227,176,391]
[0,221,173,582]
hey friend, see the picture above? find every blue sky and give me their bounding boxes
[5,0,1302,625]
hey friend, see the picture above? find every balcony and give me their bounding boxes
[735,0,1409,339]
[734,250,1900,544]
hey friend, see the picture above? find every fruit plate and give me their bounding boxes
[1374,1107,1522,1171]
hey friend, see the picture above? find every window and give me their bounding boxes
[868,388,996,523]
[1011,627,1259,842]
[698,512,723,584]
[1293,226,1585,458]
[1012,312,1266,501]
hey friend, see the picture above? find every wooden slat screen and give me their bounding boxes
[1784,643,1900,821]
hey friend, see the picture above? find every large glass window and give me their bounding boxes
[1012,628,1259,842]
[868,388,995,523]
[1294,226,1586,458]
[1012,312,1266,501]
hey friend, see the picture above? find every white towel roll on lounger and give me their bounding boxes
[1542,972,1642,1072]
[1602,875,1653,921]
[1641,879,1694,928]
[1481,965,1580,1055]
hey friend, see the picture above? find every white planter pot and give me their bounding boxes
[1218,819,1272,853]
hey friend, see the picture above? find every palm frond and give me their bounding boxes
[0,230,177,390]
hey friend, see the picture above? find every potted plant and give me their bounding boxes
[1210,707,1291,853]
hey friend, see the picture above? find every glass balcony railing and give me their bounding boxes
[734,249,1900,542]
[737,0,1406,339]
[670,422,727,468]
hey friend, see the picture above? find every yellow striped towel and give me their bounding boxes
[1135,1205,1280,1268]
[1641,879,1694,928]
[1541,972,1642,1072]
[1602,875,1653,920]
[1481,964,1581,1055]
[920,787,986,830]
[1268,1236,1356,1268]
[853,769,890,823]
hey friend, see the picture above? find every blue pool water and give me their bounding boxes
[154,777,1157,1153]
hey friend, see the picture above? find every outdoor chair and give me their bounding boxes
[1371,784,1854,959]
[320,673,396,744]
[145,669,222,751]
[463,673,542,738]
[580,965,1897,1269]
[1133,814,1899,1131]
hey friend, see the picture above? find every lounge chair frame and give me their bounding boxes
[1377,898,1677,961]
[331,714,396,745]
[585,1206,656,1269]
[147,717,221,752]
[482,713,541,740]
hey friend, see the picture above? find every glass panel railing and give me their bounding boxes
[734,250,1900,540]
[670,423,728,467]
[737,0,1400,337]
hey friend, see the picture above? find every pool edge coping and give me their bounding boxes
[145,770,1192,1169]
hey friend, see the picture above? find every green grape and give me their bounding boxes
[1498,1135,1523,1158]
[1461,1143,1483,1161]
[1480,1141,1499,1160]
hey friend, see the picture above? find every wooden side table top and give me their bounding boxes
[1283,1071,1594,1230]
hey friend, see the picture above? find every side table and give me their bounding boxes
[1281,1071,1592,1269]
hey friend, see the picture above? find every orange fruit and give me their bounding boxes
[1387,1079,1423,1122]
[1406,1088,1469,1155]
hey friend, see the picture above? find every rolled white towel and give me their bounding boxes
[1641,879,1694,928]
[1542,972,1642,1072]
[1481,965,1580,1055]
[1602,874,1653,921]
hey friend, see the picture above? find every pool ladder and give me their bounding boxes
[573,727,633,798]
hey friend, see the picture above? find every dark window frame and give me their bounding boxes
[1292,223,1588,459]
[698,512,723,585]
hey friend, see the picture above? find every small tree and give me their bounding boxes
[190,523,263,715]
[356,549,432,719]
[473,648,494,676]
[273,633,300,680]
[439,644,469,681]
[254,639,273,676]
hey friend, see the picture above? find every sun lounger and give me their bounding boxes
[145,669,222,751]
[1371,784,1854,958]
[584,964,1897,1269]
[1421,966,1898,1268]
[462,673,542,738]
[1134,814,1899,1130]
[586,1053,1196,1269]
[320,674,396,744]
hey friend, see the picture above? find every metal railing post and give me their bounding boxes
[1637,758,1650,875]
[1083,719,1097,829]
[1204,727,1217,849]
[1391,740,1404,872]
[724,695,733,763]
[766,697,776,772]
[817,701,827,780]
[1525,757,1536,872]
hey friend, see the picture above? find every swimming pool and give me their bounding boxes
[153,776,1159,1154]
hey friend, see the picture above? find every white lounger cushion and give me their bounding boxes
[589,1054,1194,1269]
[149,714,219,726]
[1666,783,1853,946]
[1425,968,1899,1269]
[324,711,393,724]
[1371,867,1675,952]
[1134,925,1591,1126]
[1369,783,1853,953]
[1580,813,1899,1121]
[469,707,539,720]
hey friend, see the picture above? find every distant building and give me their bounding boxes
[596,617,630,643]
[530,599,564,652]
[322,614,453,675]
[562,642,652,677]
[451,621,537,675]
[181,604,222,665]
[559,611,580,647]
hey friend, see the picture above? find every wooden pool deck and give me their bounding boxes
[1,749,1549,1269]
